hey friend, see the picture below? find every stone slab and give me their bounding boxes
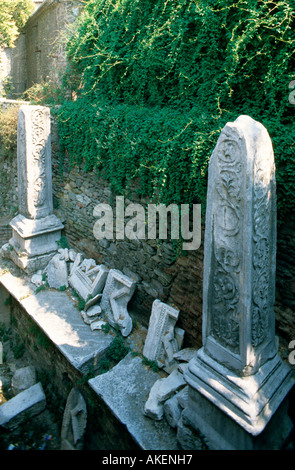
[88,353,180,450]
[11,365,37,395]
[0,270,113,374]
[0,382,46,430]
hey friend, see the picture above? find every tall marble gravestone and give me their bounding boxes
[3,105,63,273]
[178,115,294,450]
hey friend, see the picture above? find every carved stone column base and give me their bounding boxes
[2,213,64,274]
[179,347,294,450]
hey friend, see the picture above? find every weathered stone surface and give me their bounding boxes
[46,253,68,289]
[85,293,102,311]
[0,271,113,375]
[0,382,46,430]
[90,320,107,331]
[86,305,101,317]
[31,271,43,287]
[3,105,63,273]
[11,365,37,395]
[17,106,52,220]
[61,387,87,450]
[176,413,208,451]
[100,269,136,337]
[144,368,186,421]
[88,353,179,450]
[143,299,180,370]
[173,348,197,363]
[69,258,108,301]
[181,115,295,450]
[163,394,182,428]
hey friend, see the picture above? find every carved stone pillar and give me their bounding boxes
[2,105,63,273]
[178,115,294,450]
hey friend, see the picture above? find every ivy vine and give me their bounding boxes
[52,0,295,225]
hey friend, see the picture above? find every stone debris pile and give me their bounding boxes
[143,348,197,429]
[32,250,139,338]
[0,365,46,431]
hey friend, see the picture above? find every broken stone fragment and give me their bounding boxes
[11,365,37,395]
[163,394,182,428]
[173,348,197,363]
[31,272,43,287]
[60,387,87,450]
[80,310,90,325]
[69,260,108,301]
[85,293,102,311]
[0,382,46,430]
[68,249,77,262]
[58,247,69,261]
[86,305,102,318]
[69,253,83,278]
[100,269,136,337]
[80,258,96,272]
[143,299,181,371]
[143,368,186,421]
[90,320,107,331]
[46,253,68,289]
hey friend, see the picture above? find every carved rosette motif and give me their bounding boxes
[210,135,242,354]
[251,157,272,348]
[31,109,47,212]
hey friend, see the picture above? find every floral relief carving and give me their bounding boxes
[210,134,242,353]
[251,157,272,348]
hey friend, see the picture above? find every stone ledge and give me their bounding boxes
[88,353,180,450]
[0,266,112,375]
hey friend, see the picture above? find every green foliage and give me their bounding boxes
[142,356,160,372]
[101,322,111,334]
[55,0,295,225]
[0,106,19,158]
[77,366,95,384]
[0,0,34,48]
[57,235,69,249]
[35,284,46,294]
[107,336,129,362]
[4,296,11,306]
[0,322,11,342]
[29,323,51,350]
[55,98,215,209]
[99,357,110,373]
[12,336,25,359]
[77,297,86,311]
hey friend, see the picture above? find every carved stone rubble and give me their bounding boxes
[69,257,109,301]
[144,368,186,421]
[143,299,184,372]
[100,269,136,337]
[1,105,63,273]
[178,115,295,450]
[60,387,87,450]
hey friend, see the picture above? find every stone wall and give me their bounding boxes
[51,154,204,349]
[18,0,82,94]
[0,0,82,99]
